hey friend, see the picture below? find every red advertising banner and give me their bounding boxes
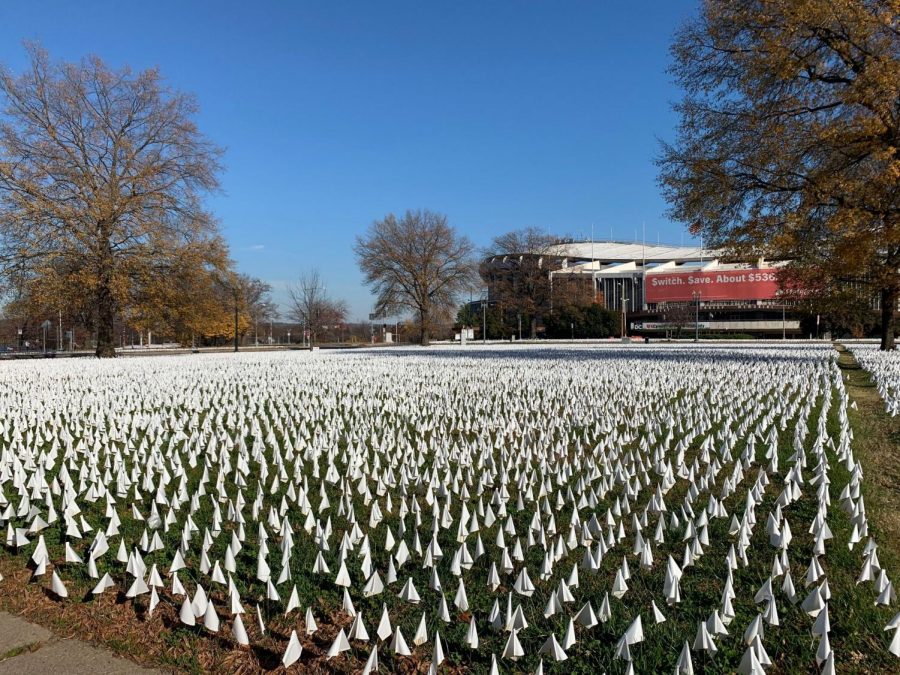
[645,268,781,303]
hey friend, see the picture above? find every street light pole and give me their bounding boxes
[482,292,487,344]
[233,287,239,352]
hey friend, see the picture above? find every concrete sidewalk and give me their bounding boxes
[0,612,159,674]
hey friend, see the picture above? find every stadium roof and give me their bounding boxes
[547,241,713,263]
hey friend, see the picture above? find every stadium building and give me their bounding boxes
[482,240,804,337]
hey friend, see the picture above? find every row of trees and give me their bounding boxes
[4,263,280,350]
[0,47,351,352]
[0,47,620,350]
[0,46,278,355]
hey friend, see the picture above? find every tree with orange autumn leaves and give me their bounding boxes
[0,46,267,354]
[660,0,900,348]
[8,239,273,347]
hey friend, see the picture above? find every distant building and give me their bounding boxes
[482,240,802,336]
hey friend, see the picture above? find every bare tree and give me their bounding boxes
[239,275,278,344]
[355,210,475,345]
[490,227,561,258]
[482,227,563,338]
[0,45,223,356]
[288,269,347,345]
[662,302,694,340]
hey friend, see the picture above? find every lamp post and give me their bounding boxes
[233,288,239,352]
[692,291,701,342]
[482,289,488,344]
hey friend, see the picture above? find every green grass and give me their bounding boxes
[0,348,898,673]
[0,641,43,661]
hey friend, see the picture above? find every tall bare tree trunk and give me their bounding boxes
[419,308,430,346]
[94,231,117,357]
[95,274,116,357]
[94,232,117,357]
[880,284,897,351]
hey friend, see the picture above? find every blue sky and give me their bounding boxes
[0,0,698,319]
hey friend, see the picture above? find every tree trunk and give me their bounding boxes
[94,227,117,358]
[419,309,430,346]
[95,274,117,358]
[530,317,537,339]
[880,284,897,350]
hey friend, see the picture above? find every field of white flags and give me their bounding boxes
[1,344,898,673]
[845,344,900,416]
